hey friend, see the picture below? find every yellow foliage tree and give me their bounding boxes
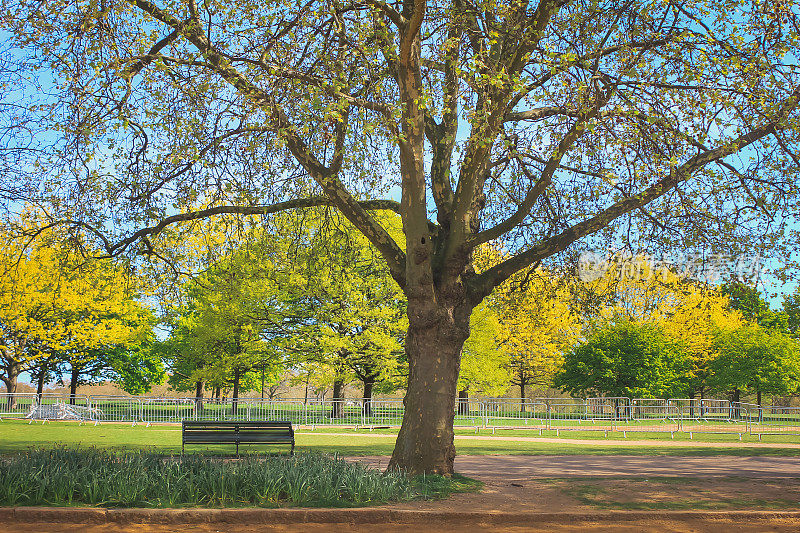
[494,270,582,404]
[475,245,582,404]
[0,223,150,406]
[458,302,511,406]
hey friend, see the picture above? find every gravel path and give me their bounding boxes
[297,432,800,448]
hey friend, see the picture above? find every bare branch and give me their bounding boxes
[49,198,402,258]
[468,85,800,300]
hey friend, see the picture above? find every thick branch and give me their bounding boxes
[468,86,800,301]
[126,0,407,284]
[53,197,401,257]
[122,28,182,79]
[470,102,608,246]
[359,0,404,27]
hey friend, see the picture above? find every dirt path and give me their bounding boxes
[297,432,800,448]
[333,455,800,516]
[354,454,800,478]
[5,518,800,533]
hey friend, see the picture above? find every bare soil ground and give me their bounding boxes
[360,455,800,513]
[298,431,800,448]
[5,518,800,533]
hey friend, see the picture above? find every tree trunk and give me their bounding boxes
[1,344,24,409]
[457,389,469,416]
[231,367,241,417]
[757,389,762,407]
[519,372,527,413]
[36,368,46,396]
[194,379,205,415]
[331,378,344,418]
[261,365,266,400]
[1,368,19,410]
[363,378,375,418]
[388,297,471,475]
[69,365,80,405]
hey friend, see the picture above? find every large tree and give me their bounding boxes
[555,320,690,399]
[0,222,154,405]
[3,0,800,473]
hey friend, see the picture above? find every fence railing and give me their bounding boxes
[1,393,798,437]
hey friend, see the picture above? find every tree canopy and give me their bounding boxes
[555,320,690,399]
[0,222,157,403]
[3,0,800,473]
[709,324,800,405]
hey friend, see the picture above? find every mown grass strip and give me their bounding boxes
[2,420,800,457]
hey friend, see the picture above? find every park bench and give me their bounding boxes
[181,420,295,456]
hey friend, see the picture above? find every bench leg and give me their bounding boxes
[236,442,239,457]
[291,441,295,456]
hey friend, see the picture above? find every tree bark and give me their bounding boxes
[261,365,266,400]
[388,296,472,475]
[1,368,19,410]
[231,366,241,417]
[458,389,469,416]
[331,378,344,418]
[1,345,23,409]
[194,379,204,415]
[69,364,80,404]
[36,368,46,396]
[757,389,762,407]
[363,378,375,418]
[732,388,741,419]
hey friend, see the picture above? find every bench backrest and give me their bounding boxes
[182,420,292,429]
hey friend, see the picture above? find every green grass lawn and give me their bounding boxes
[2,419,800,457]
[312,425,800,444]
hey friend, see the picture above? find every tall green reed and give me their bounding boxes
[0,447,414,508]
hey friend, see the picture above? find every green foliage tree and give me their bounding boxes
[782,288,800,337]
[164,235,292,413]
[555,321,690,400]
[6,0,800,474]
[709,325,800,405]
[720,281,789,332]
[458,302,510,410]
[578,257,743,398]
[160,210,407,415]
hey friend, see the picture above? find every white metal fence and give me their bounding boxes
[1,393,799,437]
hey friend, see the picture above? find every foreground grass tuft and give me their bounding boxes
[0,447,474,508]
